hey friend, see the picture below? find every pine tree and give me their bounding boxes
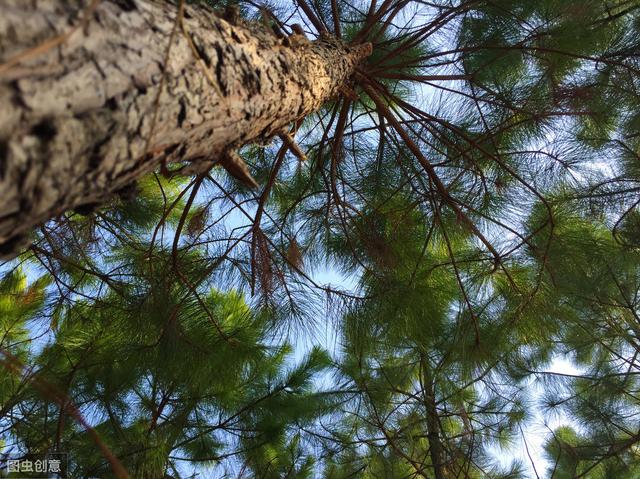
[1,0,640,477]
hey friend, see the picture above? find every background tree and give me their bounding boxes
[1,180,335,478]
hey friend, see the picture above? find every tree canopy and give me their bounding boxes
[2,0,640,477]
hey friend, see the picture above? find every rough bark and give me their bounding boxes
[0,0,371,255]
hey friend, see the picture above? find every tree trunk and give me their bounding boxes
[0,0,371,255]
[421,356,446,479]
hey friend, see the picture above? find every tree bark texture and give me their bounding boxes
[0,0,371,254]
[421,357,446,479]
